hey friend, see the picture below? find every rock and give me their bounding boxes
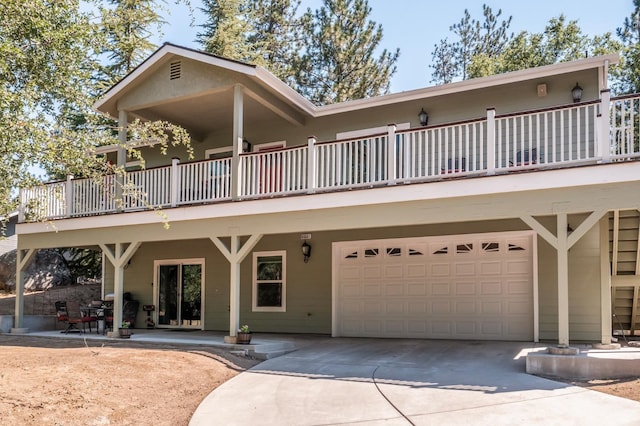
[0,249,72,291]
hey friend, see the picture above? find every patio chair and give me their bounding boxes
[65,300,97,334]
[54,301,68,331]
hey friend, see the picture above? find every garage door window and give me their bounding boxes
[252,251,286,312]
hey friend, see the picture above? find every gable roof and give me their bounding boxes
[94,42,619,120]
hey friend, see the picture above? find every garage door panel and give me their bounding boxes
[431,263,451,276]
[407,283,427,296]
[384,265,403,278]
[407,264,427,277]
[336,232,534,341]
[454,262,476,275]
[454,282,477,295]
[431,282,451,296]
[385,283,404,296]
[363,266,382,279]
[480,281,502,295]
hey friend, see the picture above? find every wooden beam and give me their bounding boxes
[632,286,639,336]
[636,209,640,275]
[567,209,607,249]
[600,216,612,345]
[210,237,232,262]
[557,213,570,347]
[612,210,620,275]
[236,234,263,263]
[521,215,557,249]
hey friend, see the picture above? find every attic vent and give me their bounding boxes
[169,61,181,80]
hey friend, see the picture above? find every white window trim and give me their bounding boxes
[152,258,206,329]
[252,250,286,312]
[336,122,410,140]
[205,146,232,158]
[253,140,286,152]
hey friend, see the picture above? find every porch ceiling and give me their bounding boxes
[131,88,289,140]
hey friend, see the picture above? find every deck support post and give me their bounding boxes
[599,89,611,163]
[387,124,397,184]
[522,210,608,347]
[13,248,36,330]
[210,234,262,338]
[231,85,244,201]
[100,242,141,337]
[486,108,496,175]
[170,157,180,207]
[307,136,316,194]
[65,175,74,217]
[600,216,612,345]
[116,110,128,211]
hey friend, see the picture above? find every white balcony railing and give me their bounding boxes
[19,94,640,221]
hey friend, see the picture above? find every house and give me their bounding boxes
[0,211,18,255]
[13,43,640,346]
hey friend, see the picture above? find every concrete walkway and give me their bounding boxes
[190,338,640,426]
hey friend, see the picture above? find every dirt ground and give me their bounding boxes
[0,335,260,426]
[0,288,639,425]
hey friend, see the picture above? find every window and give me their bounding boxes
[253,251,286,312]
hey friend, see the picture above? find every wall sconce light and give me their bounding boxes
[571,83,583,103]
[301,241,312,263]
[418,108,429,126]
[242,139,252,153]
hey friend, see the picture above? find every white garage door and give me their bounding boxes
[333,231,535,341]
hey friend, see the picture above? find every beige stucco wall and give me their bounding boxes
[101,218,603,340]
[127,65,600,168]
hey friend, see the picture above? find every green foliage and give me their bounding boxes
[292,0,399,105]
[197,0,301,82]
[430,4,512,84]
[469,15,621,79]
[613,0,640,94]
[197,0,398,105]
[0,0,193,230]
[98,0,167,89]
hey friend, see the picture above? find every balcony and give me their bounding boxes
[19,94,640,222]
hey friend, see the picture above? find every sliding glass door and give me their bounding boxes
[155,259,204,328]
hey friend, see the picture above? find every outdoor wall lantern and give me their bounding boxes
[418,108,429,126]
[242,139,252,153]
[301,241,312,263]
[571,83,583,103]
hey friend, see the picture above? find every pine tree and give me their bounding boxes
[197,0,259,64]
[246,0,301,82]
[430,4,512,84]
[293,0,399,105]
[99,0,167,88]
[614,1,640,94]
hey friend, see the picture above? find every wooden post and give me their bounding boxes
[387,124,397,185]
[307,136,316,194]
[599,89,611,163]
[231,85,244,201]
[557,213,570,347]
[116,110,128,211]
[486,108,496,175]
[170,157,180,207]
[65,175,73,217]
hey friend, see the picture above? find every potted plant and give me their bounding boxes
[237,324,252,344]
[119,321,133,339]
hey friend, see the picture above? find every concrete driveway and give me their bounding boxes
[190,338,640,425]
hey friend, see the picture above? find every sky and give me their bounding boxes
[159,0,632,93]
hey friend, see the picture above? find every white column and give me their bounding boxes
[386,124,397,184]
[99,242,140,337]
[229,236,241,336]
[307,136,316,194]
[486,108,496,175]
[600,216,612,344]
[65,174,74,217]
[116,110,128,209]
[13,248,36,330]
[231,85,244,201]
[557,213,570,347]
[599,89,611,163]
[112,243,124,335]
[170,157,180,207]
